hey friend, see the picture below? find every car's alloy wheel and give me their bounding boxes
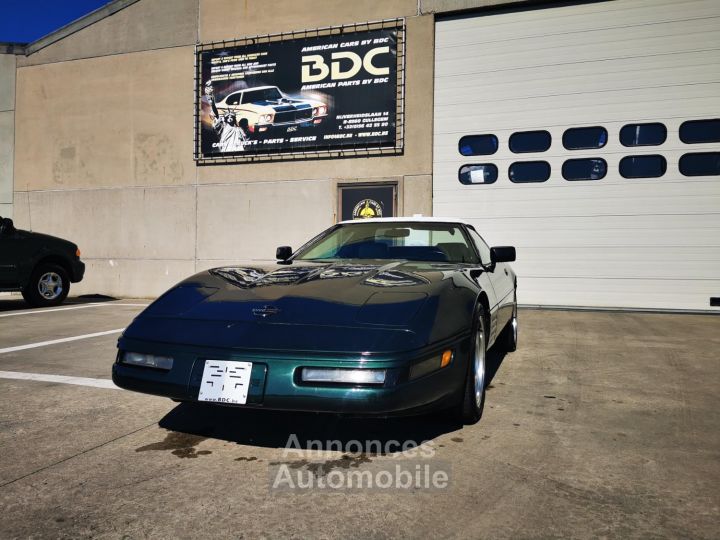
[473,323,486,408]
[458,307,487,424]
[22,263,70,307]
[38,271,63,300]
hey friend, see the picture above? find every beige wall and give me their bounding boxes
[0,53,16,218]
[12,0,435,298]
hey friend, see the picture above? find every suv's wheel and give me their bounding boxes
[457,306,487,424]
[22,263,70,307]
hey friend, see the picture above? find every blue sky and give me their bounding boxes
[0,0,110,44]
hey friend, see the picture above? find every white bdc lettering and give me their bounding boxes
[301,46,390,83]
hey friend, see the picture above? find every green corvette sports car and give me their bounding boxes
[113,218,517,424]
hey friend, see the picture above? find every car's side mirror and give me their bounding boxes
[0,217,15,236]
[490,246,516,263]
[276,246,293,261]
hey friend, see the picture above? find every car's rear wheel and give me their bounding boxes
[457,307,487,424]
[22,263,70,307]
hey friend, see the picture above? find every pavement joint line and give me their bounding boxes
[0,421,159,489]
[0,370,119,389]
[0,302,149,318]
[0,329,125,354]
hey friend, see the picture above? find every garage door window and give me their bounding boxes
[458,135,499,156]
[459,164,498,185]
[562,158,607,181]
[619,155,667,178]
[509,130,551,153]
[680,119,720,144]
[679,152,720,176]
[509,161,551,183]
[562,126,608,150]
[620,123,667,147]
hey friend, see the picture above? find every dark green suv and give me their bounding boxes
[0,217,85,307]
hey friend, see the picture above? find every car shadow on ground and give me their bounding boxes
[0,294,118,312]
[157,347,509,454]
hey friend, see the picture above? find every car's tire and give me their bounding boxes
[21,263,70,307]
[500,292,518,353]
[457,305,487,425]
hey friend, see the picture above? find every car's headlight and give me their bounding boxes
[300,367,385,385]
[121,351,173,370]
[409,350,453,380]
[259,114,273,123]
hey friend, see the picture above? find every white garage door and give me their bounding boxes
[433,0,720,310]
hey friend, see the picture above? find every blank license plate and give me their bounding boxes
[198,360,253,405]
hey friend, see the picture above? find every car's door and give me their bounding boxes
[0,226,20,287]
[468,229,514,342]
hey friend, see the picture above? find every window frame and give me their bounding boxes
[619,154,667,179]
[561,158,607,181]
[679,119,720,144]
[619,122,667,147]
[458,164,499,185]
[562,126,608,150]
[508,161,551,184]
[509,130,552,154]
[679,152,720,177]
[458,134,499,157]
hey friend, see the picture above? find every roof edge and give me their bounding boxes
[0,43,27,55]
[24,0,143,56]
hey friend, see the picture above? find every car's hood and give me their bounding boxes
[123,261,477,353]
[17,229,76,251]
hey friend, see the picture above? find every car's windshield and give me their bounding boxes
[242,87,283,103]
[294,222,479,263]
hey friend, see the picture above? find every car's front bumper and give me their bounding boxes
[70,259,85,283]
[112,334,471,416]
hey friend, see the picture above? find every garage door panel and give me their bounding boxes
[434,94,720,135]
[436,28,719,77]
[466,225,720,249]
[435,50,719,93]
[434,64,720,107]
[433,0,720,310]
[437,0,716,36]
[434,193,720,219]
[434,84,720,133]
[518,276,719,310]
[437,18,720,75]
[511,247,720,280]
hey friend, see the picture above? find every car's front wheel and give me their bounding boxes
[22,263,70,307]
[457,307,487,424]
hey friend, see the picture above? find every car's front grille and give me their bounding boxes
[274,107,313,124]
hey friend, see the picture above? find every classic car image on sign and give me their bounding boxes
[112,218,517,424]
[214,85,328,136]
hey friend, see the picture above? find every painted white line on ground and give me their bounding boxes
[0,370,118,389]
[0,302,149,318]
[0,303,105,318]
[0,329,124,355]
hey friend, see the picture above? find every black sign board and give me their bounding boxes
[339,184,396,222]
[196,23,403,160]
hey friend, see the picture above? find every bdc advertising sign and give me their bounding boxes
[195,22,403,160]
